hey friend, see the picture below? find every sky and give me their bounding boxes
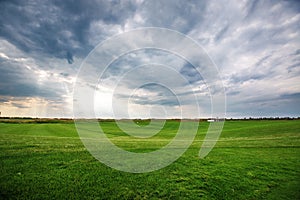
[0,0,299,118]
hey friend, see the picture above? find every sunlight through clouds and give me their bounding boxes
[0,0,299,118]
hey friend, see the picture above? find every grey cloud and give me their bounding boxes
[226,91,240,96]
[179,63,203,84]
[116,92,180,107]
[139,0,206,33]
[228,92,300,117]
[287,62,300,71]
[134,98,179,107]
[0,96,10,103]
[177,90,208,96]
[222,1,300,57]
[0,0,137,63]
[214,24,229,42]
[102,48,186,80]
[229,73,267,84]
[60,72,69,77]
[280,92,300,100]
[11,102,30,109]
[114,81,209,108]
[255,55,272,67]
[0,60,63,99]
[66,51,74,64]
[295,49,300,55]
[244,0,260,19]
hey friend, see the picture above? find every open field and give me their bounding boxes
[0,120,299,199]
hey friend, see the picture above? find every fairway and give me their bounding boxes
[0,120,299,199]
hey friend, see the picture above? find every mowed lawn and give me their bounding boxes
[0,120,299,199]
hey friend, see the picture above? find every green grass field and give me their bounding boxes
[0,120,299,199]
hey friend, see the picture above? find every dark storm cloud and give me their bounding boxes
[0,0,137,64]
[0,60,61,98]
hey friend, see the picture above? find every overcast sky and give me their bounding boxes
[0,0,299,118]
